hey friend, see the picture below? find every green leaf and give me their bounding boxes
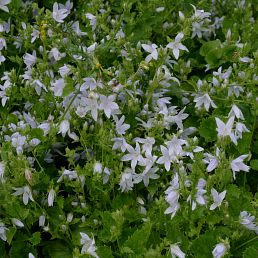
[8,55,23,66]
[6,227,16,245]
[29,128,44,141]
[42,240,73,258]
[191,231,216,258]
[200,40,223,68]
[0,241,6,257]
[9,241,31,258]
[221,45,237,62]
[29,232,41,246]
[227,184,254,218]
[243,246,258,258]
[99,210,125,242]
[62,81,74,97]
[199,117,217,142]
[11,0,22,9]
[123,221,152,255]
[97,246,114,258]
[250,160,258,171]
[235,133,252,153]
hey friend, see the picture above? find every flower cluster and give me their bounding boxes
[0,0,257,257]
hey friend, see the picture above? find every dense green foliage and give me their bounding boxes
[0,0,257,257]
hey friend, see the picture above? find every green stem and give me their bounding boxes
[233,236,258,252]
[58,90,80,126]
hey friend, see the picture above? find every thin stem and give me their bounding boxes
[233,236,258,252]
[58,90,80,126]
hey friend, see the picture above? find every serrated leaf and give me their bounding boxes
[29,128,44,141]
[243,246,258,258]
[191,228,230,258]
[221,45,237,61]
[200,40,222,67]
[8,55,23,65]
[250,159,258,171]
[236,133,252,153]
[29,232,41,246]
[9,241,31,258]
[97,246,114,258]
[123,221,152,255]
[227,184,254,218]
[199,117,217,142]
[99,211,116,242]
[42,240,73,258]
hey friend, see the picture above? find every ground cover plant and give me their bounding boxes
[0,0,258,257]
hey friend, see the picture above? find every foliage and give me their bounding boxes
[0,0,258,257]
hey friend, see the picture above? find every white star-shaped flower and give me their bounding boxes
[228,104,244,120]
[157,145,177,171]
[231,155,249,180]
[52,2,70,23]
[81,94,99,121]
[12,186,34,205]
[0,221,8,241]
[166,32,188,59]
[210,188,226,210]
[141,43,158,63]
[51,78,65,97]
[115,115,130,135]
[170,244,185,258]
[194,93,217,111]
[99,94,119,118]
[80,232,99,258]
[0,0,11,13]
[240,211,258,234]
[212,243,228,258]
[215,117,237,145]
[121,143,145,170]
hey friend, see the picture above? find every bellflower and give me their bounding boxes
[12,185,34,205]
[80,93,99,121]
[239,211,258,234]
[99,94,119,118]
[114,115,130,135]
[194,93,217,111]
[141,43,158,63]
[111,137,129,153]
[121,143,145,170]
[215,117,237,145]
[52,2,70,23]
[228,104,244,120]
[11,218,24,228]
[0,221,8,241]
[203,148,220,172]
[210,188,226,210]
[230,155,249,180]
[119,169,135,192]
[51,78,66,97]
[194,178,207,209]
[212,243,229,258]
[0,161,5,183]
[0,0,11,13]
[166,32,188,60]
[80,232,99,258]
[170,244,185,258]
[157,145,176,171]
[57,169,78,183]
[164,173,180,218]
[47,189,56,207]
